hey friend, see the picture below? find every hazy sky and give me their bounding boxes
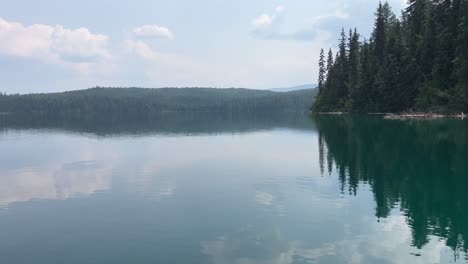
[0,0,406,93]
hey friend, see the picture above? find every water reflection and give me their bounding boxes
[0,161,111,208]
[201,224,336,264]
[201,217,457,264]
[0,112,315,137]
[315,115,468,256]
[1,113,467,264]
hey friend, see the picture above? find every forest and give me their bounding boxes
[313,0,468,113]
[0,87,316,117]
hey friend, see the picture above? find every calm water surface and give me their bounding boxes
[0,114,467,264]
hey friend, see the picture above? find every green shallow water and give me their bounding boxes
[0,114,467,264]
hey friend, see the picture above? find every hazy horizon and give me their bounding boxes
[2,84,318,95]
[0,0,406,94]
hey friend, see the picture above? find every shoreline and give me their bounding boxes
[315,112,466,120]
[383,113,466,120]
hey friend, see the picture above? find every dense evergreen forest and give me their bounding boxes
[313,0,468,113]
[0,87,316,117]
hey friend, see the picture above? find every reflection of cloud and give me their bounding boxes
[201,225,336,264]
[128,163,176,202]
[354,214,453,264]
[203,238,338,264]
[202,213,463,264]
[255,191,273,206]
[201,225,291,264]
[253,187,286,216]
[319,215,461,264]
[0,160,111,207]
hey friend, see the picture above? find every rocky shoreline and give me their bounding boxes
[383,113,466,120]
[315,112,466,120]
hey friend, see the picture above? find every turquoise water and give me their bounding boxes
[0,114,467,263]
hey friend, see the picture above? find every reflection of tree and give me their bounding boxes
[0,112,315,137]
[315,115,468,253]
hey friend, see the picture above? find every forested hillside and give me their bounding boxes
[313,0,468,113]
[0,87,316,116]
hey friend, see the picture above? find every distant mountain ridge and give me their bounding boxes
[269,84,317,93]
[0,87,317,116]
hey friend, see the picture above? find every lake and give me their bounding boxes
[0,113,467,264]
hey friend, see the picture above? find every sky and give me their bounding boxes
[0,0,406,94]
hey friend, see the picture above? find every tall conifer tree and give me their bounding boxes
[318,49,326,95]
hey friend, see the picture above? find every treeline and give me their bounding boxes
[0,87,316,117]
[313,0,468,113]
[315,115,468,252]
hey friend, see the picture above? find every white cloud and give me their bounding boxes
[275,5,285,13]
[250,6,353,42]
[250,6,318,41]
[251,6,284,30]
[133,24,174,40]
[51,26,111,63]
[124,39,158,60]
[310,10,350,25]
[0,17,111,66]
[252,14,274,28]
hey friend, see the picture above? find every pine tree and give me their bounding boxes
[416,2,439,109]
[335,28,349,107]
[374,2,387,65]
[347,29,360,109]
[325,49,335,100]
[326,49,334,77]
[318,49,326,95]
[357,42,375,112]
[431,0,455,95]
[453,0,468,111]
[406,0,429,38]
[339,28,348,61]
[376,21,399,112]
[312,49,334,112]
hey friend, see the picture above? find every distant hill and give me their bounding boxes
[0,111,317,136]
[269,84,317,93]
[0,87,317,117]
